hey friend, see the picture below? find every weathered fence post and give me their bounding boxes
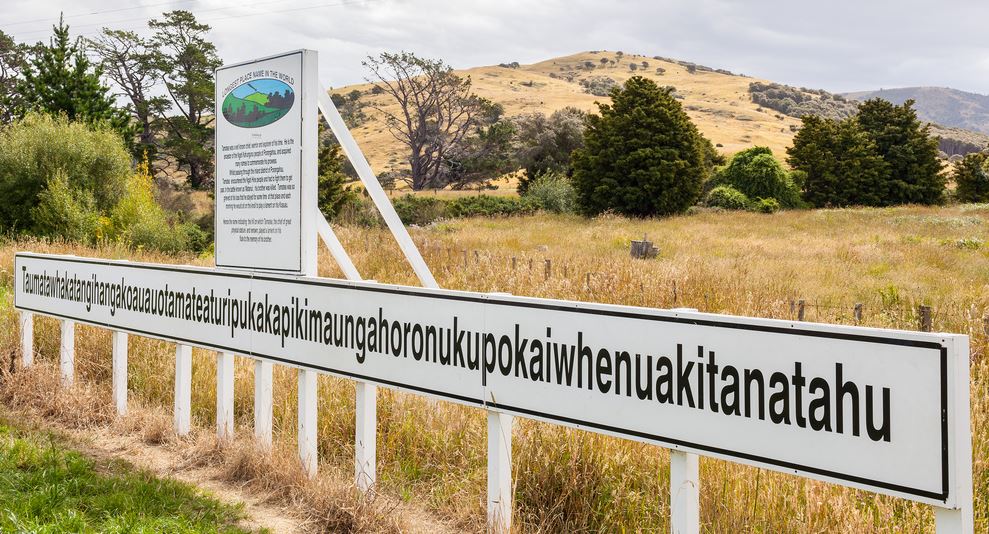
[355,381,377,491]
[585,272,591,290]
[254,359,273,447]
[487,411,514,533]
[983,315,989,337]
[298,368,319,477]
[672,281,678,306]
[463,249,468,268]
[797,299,806,321]
[59,319,75,386]
[174,344,192,435]
[19,311,33,367]
[217,352,235,440]
[511,256,517,270]
[544,259,552,280]
[111,331,128,416]
[919,305,932,332]
[854,303,863,324]
[670,449,700,534]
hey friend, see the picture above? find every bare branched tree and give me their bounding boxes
[363,51,487,190]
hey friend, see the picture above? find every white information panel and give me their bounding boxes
[13,252,968,508]
[214,50,317,273]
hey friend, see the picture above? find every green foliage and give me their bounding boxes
[787,115,889,207]
[447,195,541,218]
[513,107,585,193]
[523,172,577,213]
[748,81,857,120]
[30,171,102,243]
[0,113,130,232]
[444,107,516,189]
[0,30,29,125]
[0,422,250,533]
[579,76,617,97]
[571,76,709,217]
[856,98,945,205]
[317,131,356,219]
[392,194,449,226]
[712,146,802,208]
[954,152,989,203]
[754,197,781,213]
[705,185,750,210]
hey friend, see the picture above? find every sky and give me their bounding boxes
[2,0,988,95]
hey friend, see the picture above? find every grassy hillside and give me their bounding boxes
[333,51,805,175]
[846,86,989,135]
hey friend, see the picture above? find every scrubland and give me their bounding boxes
[1,204,987,532]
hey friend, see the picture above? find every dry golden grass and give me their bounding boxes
[1,203,988,532]
[334,50,802,184]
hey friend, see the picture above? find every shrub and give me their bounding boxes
[579,76,617,97]
[523,172,577,213]
[392,194,449,225]
[572,77,710,217]
[333,194,382,227]
[954,152,989,203]
[705,185,750,210]
[754,197,781,213]
[711,146,802,208]
[512,107,586,194]
[447,195,540,218]
[0,113,130,233]
[30,170,102,243]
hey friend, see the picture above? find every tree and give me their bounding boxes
[712,146,801,207]
[571,76,709,216]
[0,30,29,125]
[16,15,129,134]
[364,51,489,190]
[442,101,516,189]
[88,29,162,155]
[856,98,945,204]
[149,11,222,189]
[953,152,989,203]
[512,106,585,194]
[787,115,889,207]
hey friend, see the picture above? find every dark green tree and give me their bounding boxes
[856,98,945,204]
[571,76,709,216]
[0,30,29,125]
[16,16,130,135]
[711,146,801,207]
[317,123,355,219]
[787,115,889,207]
[512,106,585,194]
[443,100,516,189]
[953,152,989,203]
[149,11,222,189]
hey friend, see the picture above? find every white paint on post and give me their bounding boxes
[19,311,33,367]
[670,450,700,534]
[298,368,318,477]
[936,336,974,534]
[217,352,235,440]
[355,381,377,491]
[254,359,273,447]
[59,319,74,386]
[316,88,438,289]
[174,344,192,436]
[487,411,513,533]
[111,331,128,416]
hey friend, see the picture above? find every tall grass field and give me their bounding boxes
[1,204,987,532]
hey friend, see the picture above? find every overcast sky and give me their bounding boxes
[3,0,987,95]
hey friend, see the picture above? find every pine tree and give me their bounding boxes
[18,15,129,133]
[317,124,354,219]
[856,98,945,204]
[953,152,989,203]
[571,76,708,216]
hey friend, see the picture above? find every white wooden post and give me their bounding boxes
[59,319,74,386]
[19,311,33,367]
[487,411,513,533]
[254,359,273,447]
[936,335,974,534]
[111,331,128,416]
[217,352,235,440]
[298,368,318,477]
[174,344,192,435]
[355,381,377,491]
[670,450,700,534]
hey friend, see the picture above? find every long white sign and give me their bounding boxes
[214,50,318,273]
[13,252,969,507]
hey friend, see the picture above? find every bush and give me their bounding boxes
[392,194,449,225]
[333,194,382,228]
[711,146,802,208]
[30,170,102,243]
[0,113,130,233]
[579,76,617,97]
[754,197,781,213]
[447,195,540,218]
[705,185,750,210]
[523,172,577,213]
[954,152,989,203]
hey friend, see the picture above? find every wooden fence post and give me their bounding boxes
[919,305,932,332]
[854,303,863,324]
[217,352,235,440]
[355,381,377,491]
[463,249,468,268]
[512,256,517,270]
[983,315,989,337]
[174,344,192,436]
[298,368,318,477]
[254,359,273,447]
[670,449,700,534]
[59,320,75,386]
[487,411,514,533]
[797,299,806,321]
[544,259,552,280]
[19,311,33,368]
[112,331,128,416]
